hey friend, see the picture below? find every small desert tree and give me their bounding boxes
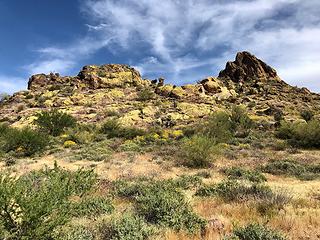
[0,165,97,239]
[35,109,76,136]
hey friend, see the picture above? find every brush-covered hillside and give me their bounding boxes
[0,52,319,240]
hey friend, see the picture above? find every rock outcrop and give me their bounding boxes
[219,51,281,82]
[2,51,320,128]
[28,64,148,91]
[77,64,147,89]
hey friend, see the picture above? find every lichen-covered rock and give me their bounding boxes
[200,77,222,93]
[171,86,186,98]
[78,64,148,89]
[156,85,174,97]
[2,52,320,129]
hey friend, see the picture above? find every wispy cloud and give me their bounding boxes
[25,36,113,75]
[26,0,320,91]
[0,75,26,94]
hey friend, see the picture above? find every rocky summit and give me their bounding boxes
[1,51,319,128]
[219,51,281,82]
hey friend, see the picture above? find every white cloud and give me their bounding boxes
[0,75,26,94]
[27,0,320,91]
[26,36,113,75]
[27,59,75,75]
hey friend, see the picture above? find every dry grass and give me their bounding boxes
[1,143,319,239]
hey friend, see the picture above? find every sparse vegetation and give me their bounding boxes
[262,160,320,180]
[100,119,145,139]
[113,178,206,234]
[137,88,155,101]
[102,214,155,240]
[54,226,95,240]
[195,179,291,216]
[211,180,273,202]
[71,141,113,161]
[72,196,114,218]
[223,167,267,183]
[0,92,10,102]
[300,109,314,122]
[225,223,287,240]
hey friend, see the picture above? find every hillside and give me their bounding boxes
[0,52,320,240]
[1,51,319,128]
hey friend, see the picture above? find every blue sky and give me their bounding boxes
[1,0,320,93]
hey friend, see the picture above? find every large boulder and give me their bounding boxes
[200,77,223,93]
[28,73,72,91]
[218,51,282,82]
[78,64,147,89]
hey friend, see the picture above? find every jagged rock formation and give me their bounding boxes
[1,52,320,128]
[219,51,281,82]
[28,64,148,91]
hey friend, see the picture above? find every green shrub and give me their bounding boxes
[230,106,253,138]
[103,214,155,240]
[261,160,319,180]
[226,223,287,240]
[2,127,48,156]
[169,175,203,190]
[72,196,114,218]
[201,106,253,142]
[196,180,273,202]
[72,141,113,162]
[195,185,216,197]
[180,135,215,168]
[0,123,10,137]
[137,88,155,101]
[64,124,98,144]
[195,171,212,179]
[113,179,206,233]
[204,111,233,143]
[275,121,295,139]
[136,182,206,233]
[256,190,292,217]
[120,140,142,152]
[100,119,145,139]
[215,180,272,202]
[113,175,202,199]
[105,109,121,117]
[300,109,314,122]
[35,109,77,136]
[0,164,97,239]
[224,167,267,183]
[276,120,320,148]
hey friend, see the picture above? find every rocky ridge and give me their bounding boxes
[1,52,319,128]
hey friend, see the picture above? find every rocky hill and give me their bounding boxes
[1,51,319,128]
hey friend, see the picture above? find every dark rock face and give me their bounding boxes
[219,51,281,82]
[27,74,48,90]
